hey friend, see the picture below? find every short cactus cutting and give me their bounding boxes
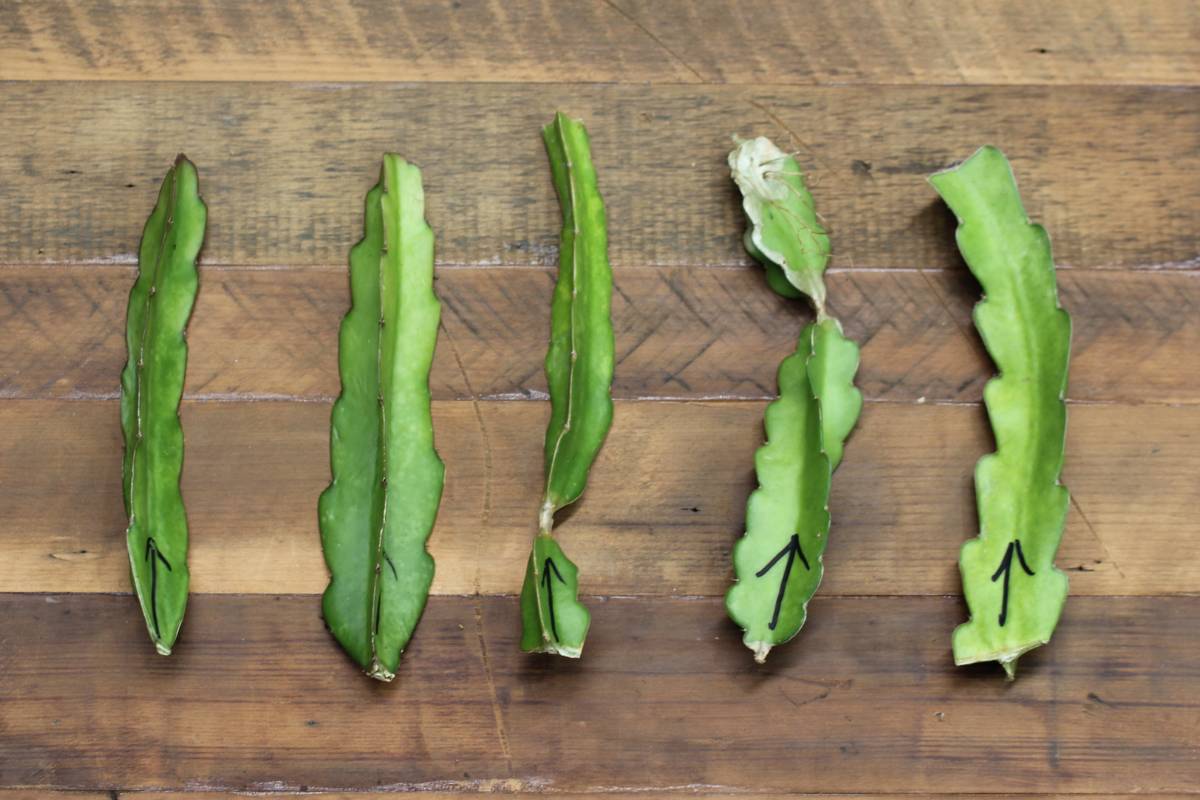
[930,146,1072,678]
[319,155,445,681]
[121,156,206,655]
[725,137,862,663]
[519,113,615,658]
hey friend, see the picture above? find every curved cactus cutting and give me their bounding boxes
[930,146,1071,678]
[519,112,614,658]
[729,136,830,308]
[726,136,862,662]
[121,155,206,655]
[319,155,445,681]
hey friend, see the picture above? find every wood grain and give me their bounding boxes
[20,795,1186,800]
[2,0,1196,85]
[1,594,1196,793]
[2,83,1196,271]
[3,1,1195,796]
[2,264,1197,405]
[8,796,1191,800]
[2,399,1194,597]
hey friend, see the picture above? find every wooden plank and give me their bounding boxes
[2,0,1196,86]
[0,594,1195,793]
[10,796,1189,800]
[2,264,1197,405]
[9,796,1192,800]
[598,0,1200,87]
[51,796,1195,800]
[1,399,1194,597]
[1,83,1196,271]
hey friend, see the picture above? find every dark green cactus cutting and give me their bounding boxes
[519,112,615,658]
[121,155,206,655]
[725,137,862,662]
[930,146,1071,678]
[319,155,445,681]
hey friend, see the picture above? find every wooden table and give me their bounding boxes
[1,2,1197,797]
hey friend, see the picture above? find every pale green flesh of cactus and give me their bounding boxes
[726,320,861,661]
[929,146,1071,678]
[319,155,445,681]
[121,156,205,656]
[728,324,827,661]
[519,112,614,657]
[808,321,862,473]
[726,137,862,661]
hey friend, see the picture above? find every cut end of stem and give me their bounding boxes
[953,636,1045,679]
[538,499,556,536]
[533,641,583,659]
[751,641,772,664]
[367,661,397,682]
[154,641,172,657]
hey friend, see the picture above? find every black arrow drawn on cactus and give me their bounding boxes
[540,557,566,641]
[991,539,1035,627]
[144,536,173,639]
[756,533,811,631]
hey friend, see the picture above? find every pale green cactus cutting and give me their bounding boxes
[519,112,615,658]
[930,146,1071,678]
[121,155,206,655]
[319,155,445,681]
[726,137,862,662]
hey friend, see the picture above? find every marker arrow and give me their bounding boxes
[143,536,173,639]
[991,539,1035,627]
[540,557,566,641]
[756,533,811,631]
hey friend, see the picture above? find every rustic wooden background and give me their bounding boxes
[1,1,1197,798]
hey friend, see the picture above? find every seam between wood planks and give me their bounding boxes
[2,396,1195,408]
[3,78,1199,89]
[1,261,1197,273]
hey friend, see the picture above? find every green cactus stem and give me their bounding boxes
[319,155,445,681]
[121,155,206,655]
[930,146,1072,679]
[726,136,862,662]
[519,112,615,658]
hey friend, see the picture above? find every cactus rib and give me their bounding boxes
[121,155,206,656]
[319,155,445,681]
[519,112,615,658]
[929,146,1071,678]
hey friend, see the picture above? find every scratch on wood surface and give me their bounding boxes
[473,597,514,777]
[913,265,982,362]
[1070,493,1126,580]
[439,318,494,594]
[600,0,707,83]
[747,99,832,174]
